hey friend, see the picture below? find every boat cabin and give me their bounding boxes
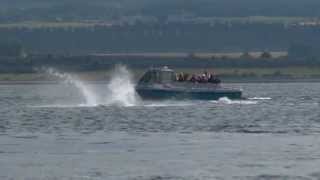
[139,66,175,84]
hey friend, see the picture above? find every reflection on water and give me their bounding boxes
[0,82,320,180]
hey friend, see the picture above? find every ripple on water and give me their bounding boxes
[130,175,189,180]
[1,83,320,180]
[310,172,320,179]
[13,134,38,139]
[248,97,272,100]
[236,175,312,180]
[88,141,113,145]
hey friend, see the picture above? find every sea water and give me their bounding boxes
[0,76,320,179]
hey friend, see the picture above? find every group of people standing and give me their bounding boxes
[176,71,221,84]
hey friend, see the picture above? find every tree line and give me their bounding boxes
[0,21,320,73]
[2,0,320,22]
[1,22,319,54]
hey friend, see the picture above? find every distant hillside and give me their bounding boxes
[2,0,320,22]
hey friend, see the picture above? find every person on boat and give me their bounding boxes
[195,75,202,83]
[199,72,208,83]
[175,73,179,81]
[175,73,181,81]
[208,73,214,82]
[190,74,197,83]
[178,72,185,82]
[183,73,189,82]
[204,71,209,78]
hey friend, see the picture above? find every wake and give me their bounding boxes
[34,67,272,108]
[212,97,258,105]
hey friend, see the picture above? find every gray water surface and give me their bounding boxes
[1,83,320,180]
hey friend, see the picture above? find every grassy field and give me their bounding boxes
[193,16,310,24]
[93,51,288,59]
[0,21,110,29]
[0,16,315,29]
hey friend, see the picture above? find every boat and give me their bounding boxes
[135,66,242,100]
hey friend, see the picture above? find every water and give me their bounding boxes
[1,80,320,179]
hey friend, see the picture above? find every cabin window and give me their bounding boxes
[139,72,152,83]
[139,69,174,84]
[149,71,160,83]
[160,72,174,83]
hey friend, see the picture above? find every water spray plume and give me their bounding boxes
[106,65,140,106]
[44,66,139,107]
[46,68,98,106]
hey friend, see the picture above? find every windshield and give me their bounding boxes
[139,70,174,84]
[160,71,174,83]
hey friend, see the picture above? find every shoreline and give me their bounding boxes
[0,67,320,84]
[0,77,319,85]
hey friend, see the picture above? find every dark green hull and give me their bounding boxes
[136,87,242,100]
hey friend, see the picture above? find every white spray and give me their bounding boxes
[46,68,98,106]
[45,66,139,107]
[214,97,258,105]
[106,65,140,106]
